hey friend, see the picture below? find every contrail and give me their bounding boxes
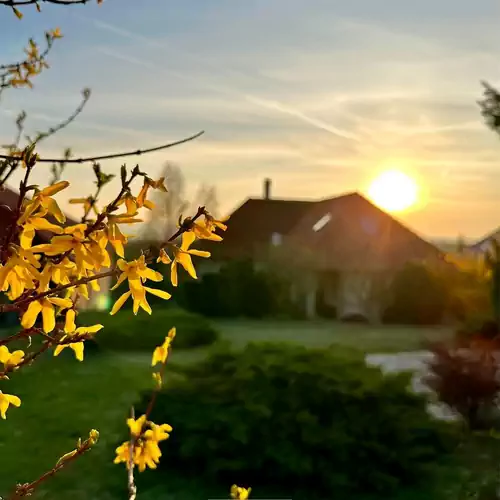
[80,15,360,142]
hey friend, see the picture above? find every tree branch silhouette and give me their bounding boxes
[0,0,92,6]
[0,130,205,164]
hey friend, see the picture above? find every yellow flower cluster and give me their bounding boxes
[0,146,239,499]
[231,484,252,499]
[6,29,62,87]
[114,415,173,472]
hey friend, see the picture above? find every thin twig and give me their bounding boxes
[0,131,205,164]
[0,328,33,347]
[144,345,171,420]
[1,0,89,5]
[162,206,206,245]
[127,407,137,500]
[31,89,91,144]
[0,337,52,378]
[9,439,93,499]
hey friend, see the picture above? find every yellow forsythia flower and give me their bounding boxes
[18,181,69,226]
[106,214,142,258]
[89,429,100,445]
[53,324,103,362]
[230,485,252,499]
[49,28,63,39]
[18,214,62,249]
[170,231,210,287]
[127,414,147,437]
[21,296,73,333]
[110,256,171,315]
[0,346,25,370]
[157,248,172,265]
[0,391,21,419]
[151,328,176,366]
[0,246,41,300]
[136,176,167,208]
[115,419,172,472]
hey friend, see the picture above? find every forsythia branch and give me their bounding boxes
[0,131,205,164]
[0,269,119,313]
[8,430,98,499]
[30,88,91,144]
[0,205,208,315]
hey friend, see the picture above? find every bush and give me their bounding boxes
[178,259,297,318]
[138,343,457,499]
[383,263,449,325]
[424,338,500,431]
[77,308,218,351]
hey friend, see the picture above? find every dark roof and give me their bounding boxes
[216,191,444,271]
[0,186,79,243]
[213,197,314,259]
[287,192,444,271]
[469,227,500,253]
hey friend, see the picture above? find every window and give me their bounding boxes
[312,213,331,232]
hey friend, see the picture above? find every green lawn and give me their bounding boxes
[214,319,455,353]
[0,319,460,499]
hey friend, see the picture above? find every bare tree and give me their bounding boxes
[143,162,219,242]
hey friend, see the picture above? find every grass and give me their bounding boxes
[0,353,148,498]
[0,319,460,498]
[214,319,455,353]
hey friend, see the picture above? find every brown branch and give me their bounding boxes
[0,336,52,378]
[0,328,33,347]
[9,439,92,499]
[162,205,207,245]
[0,268,118,313]
[31,88,91,144]
[144,345,171,420]
[1,0,90,5]
[0,131,205,164]
[84,167,139,236]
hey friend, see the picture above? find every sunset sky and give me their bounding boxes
[0,0,499,239]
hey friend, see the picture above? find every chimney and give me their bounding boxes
[263,178,271,200]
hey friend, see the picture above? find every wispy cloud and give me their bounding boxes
[86,16,361,143]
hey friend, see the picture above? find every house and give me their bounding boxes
[214,179,446,322]
[0,187,111,311]
[469,227,500,254]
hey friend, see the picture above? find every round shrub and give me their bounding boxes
[178,259,298,319]
[138,343,457,499]
[77,308,218,351]
[383,263,449,325]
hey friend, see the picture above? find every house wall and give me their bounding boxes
[319,270,393,323]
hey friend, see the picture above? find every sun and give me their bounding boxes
[367,170,418,213]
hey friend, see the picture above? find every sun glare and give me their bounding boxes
[367,170,418,213]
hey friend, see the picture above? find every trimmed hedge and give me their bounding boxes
[77,308,218,351]
[138,343,458,499]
